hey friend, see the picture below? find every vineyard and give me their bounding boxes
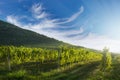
[0,46,119,80]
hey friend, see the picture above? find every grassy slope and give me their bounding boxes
[0,20,69,48]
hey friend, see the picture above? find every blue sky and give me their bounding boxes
[0,0,120,52]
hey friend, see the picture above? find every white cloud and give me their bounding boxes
[56,27,84,37]
[58,6,84,24]
[6,15,22,27]
[67,33,120,53]
[31,3,48,19]
[65,6,84,22]
[30,19,58,29]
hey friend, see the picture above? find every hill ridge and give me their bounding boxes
[0,20,67,47]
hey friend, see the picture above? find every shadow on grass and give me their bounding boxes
[0,61,100,80]
[108,60,120,80]
[0,62,9,75]
[11,61,58,75]
[49,61,100,80]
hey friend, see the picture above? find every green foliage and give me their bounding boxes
[101,47,112,71]
[0,46,102,66]
[7,70,26,80]
[0,46,102,80]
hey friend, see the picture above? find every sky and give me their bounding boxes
[0,0,120,53]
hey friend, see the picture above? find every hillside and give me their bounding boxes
[0,20,68,47]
